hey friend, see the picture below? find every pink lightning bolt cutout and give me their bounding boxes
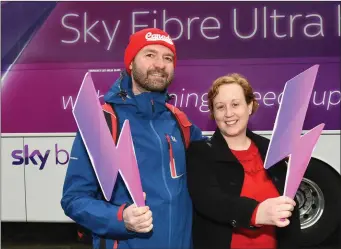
[72,72,145,206]
[263,65,325,199]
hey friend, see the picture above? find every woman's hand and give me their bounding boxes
[255,196,296,227]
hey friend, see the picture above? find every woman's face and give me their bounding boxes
[213,83,253,138]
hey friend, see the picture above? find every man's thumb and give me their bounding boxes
[143,192,146,200]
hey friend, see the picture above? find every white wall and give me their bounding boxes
[24,136,74,222]
[1,137,26,221]
[1,132,340,222]
[1,135,74,222]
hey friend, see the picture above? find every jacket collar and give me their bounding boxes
[210,127,270,163]
[103,70,173,118]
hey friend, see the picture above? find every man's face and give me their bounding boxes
[130,44,175,93]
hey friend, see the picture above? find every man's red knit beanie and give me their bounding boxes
[124,28,176,75]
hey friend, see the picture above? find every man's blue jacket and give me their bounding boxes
[61,71,204,249]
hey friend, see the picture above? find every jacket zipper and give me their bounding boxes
[166,135,177,178]
[151,99,155,113]
[149,120,172,247]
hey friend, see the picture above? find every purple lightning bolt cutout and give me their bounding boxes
[283,123,324,198]
[72,72,145,206]
[116,119,145,206]
[263,65,325,198]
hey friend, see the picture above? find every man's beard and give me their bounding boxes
[131,62,174,92]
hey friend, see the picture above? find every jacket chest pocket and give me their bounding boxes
[165,134,186,179]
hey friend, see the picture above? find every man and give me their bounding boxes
[61,28,204,249]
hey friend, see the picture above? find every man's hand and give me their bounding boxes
[255,196,296,227]
[123,192,153,233]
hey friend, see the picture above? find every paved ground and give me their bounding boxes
[2,222,340,249]
[1,222,91,249]
[2,244,90,249]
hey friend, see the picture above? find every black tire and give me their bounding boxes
[298,158,341,247]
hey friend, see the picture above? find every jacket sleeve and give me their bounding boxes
[61,132,135,240]
[186,142,260,229]
[189,122,207,142]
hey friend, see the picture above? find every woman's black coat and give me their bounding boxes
[186,128,301,249]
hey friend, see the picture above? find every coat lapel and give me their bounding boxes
[210,127,270,163]
[245,129,269,162]
[210,127,239,163]
[209,127,288,195]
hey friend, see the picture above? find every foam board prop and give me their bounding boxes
[263,65,325,198]
[72,72,145,206]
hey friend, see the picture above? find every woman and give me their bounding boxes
[186,73,301,249]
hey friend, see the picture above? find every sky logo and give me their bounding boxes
[11,144,70,170]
